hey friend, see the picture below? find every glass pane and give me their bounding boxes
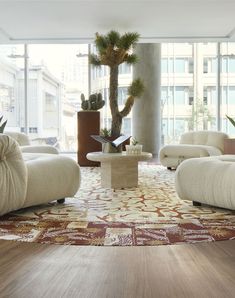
[221,42,235,135]
[0,45,24,132]
[28,44,89,152]
[228,87,235,105]
[175,58,185,73]
[161,43,218,145]
[118,87,128,105]
[228,58,235,72]
[161,59,168,73]
[161,43,194,144]
[175,87,186,104]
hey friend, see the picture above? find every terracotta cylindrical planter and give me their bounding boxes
[224,138,235,154]
[77,111,101,166]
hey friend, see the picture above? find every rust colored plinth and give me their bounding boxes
[224,138,235,154]
[77,111,101,166]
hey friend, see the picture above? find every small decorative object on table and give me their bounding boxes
[126,137,143,155]
[91,135,130,153]
[100,128,111,138]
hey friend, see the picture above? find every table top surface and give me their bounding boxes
[87,151,152,162]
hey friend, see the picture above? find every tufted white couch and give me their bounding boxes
[159,131,229,169]
[0,134,81,216]
[175,155,235,210]
[5,131,59,154]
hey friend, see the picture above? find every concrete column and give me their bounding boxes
[132,43,161,155]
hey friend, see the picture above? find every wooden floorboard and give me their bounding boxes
[0,240,235,298]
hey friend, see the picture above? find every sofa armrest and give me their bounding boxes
[21,145,59,154]
[24,155,81,207]
[4,131,30,146]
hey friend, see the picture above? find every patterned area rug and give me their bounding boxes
[0,165,235,246]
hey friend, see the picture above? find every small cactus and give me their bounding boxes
[81,93,105,111]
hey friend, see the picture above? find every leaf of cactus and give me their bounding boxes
[117,32,140,50]
[0,120,7,133]
[89,54,101,66]
[106,30,120,46]
[125,54,138,65]
[95,33,108,53]
[97,93,102,101]
[128,79,145,97]
[81,93,85,101]
[226,114,235,127]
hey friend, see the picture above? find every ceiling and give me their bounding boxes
[0,0,235,44]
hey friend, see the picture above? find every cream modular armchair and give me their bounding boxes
[159,130,229,169]
[175,155,235,210]
[0,134,81,216]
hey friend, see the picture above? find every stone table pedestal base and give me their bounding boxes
[87,152,152,189]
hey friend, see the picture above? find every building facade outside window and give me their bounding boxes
[1,42,235,152]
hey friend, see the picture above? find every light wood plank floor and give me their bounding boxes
[0,240,234,298]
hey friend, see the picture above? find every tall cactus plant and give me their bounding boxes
[89,30,144,137]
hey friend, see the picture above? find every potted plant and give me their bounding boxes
[125,137,143,155]
[89,30,144,138]
[0,116,7,133]
[77,93,105,166]
[100,127,111,138]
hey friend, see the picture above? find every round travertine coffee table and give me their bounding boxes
[87,151,152,188]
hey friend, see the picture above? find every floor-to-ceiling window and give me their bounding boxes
[0,45,24,132]
[0,44,89,152]
[220,43,235,135]
[1,42,235,151]
[161,43,219,144]
[161,42,235,145]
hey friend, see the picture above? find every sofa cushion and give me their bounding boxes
[5,131,30,146]
[5,132,59,154]
[180,131,228,152]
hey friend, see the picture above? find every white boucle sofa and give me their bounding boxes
[5,131,59,154]
[159,131,229,169]
[0,134,81,216]
[175,155,235,210]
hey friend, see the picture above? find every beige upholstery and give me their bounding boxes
[159,131,229,169]
[175,155,235,210]
[180,131,227,152]
[23,153,81,208]
[0,134,81,216]
[5,131,30,146]
[0,135,27,215]
[5,131,59,154]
